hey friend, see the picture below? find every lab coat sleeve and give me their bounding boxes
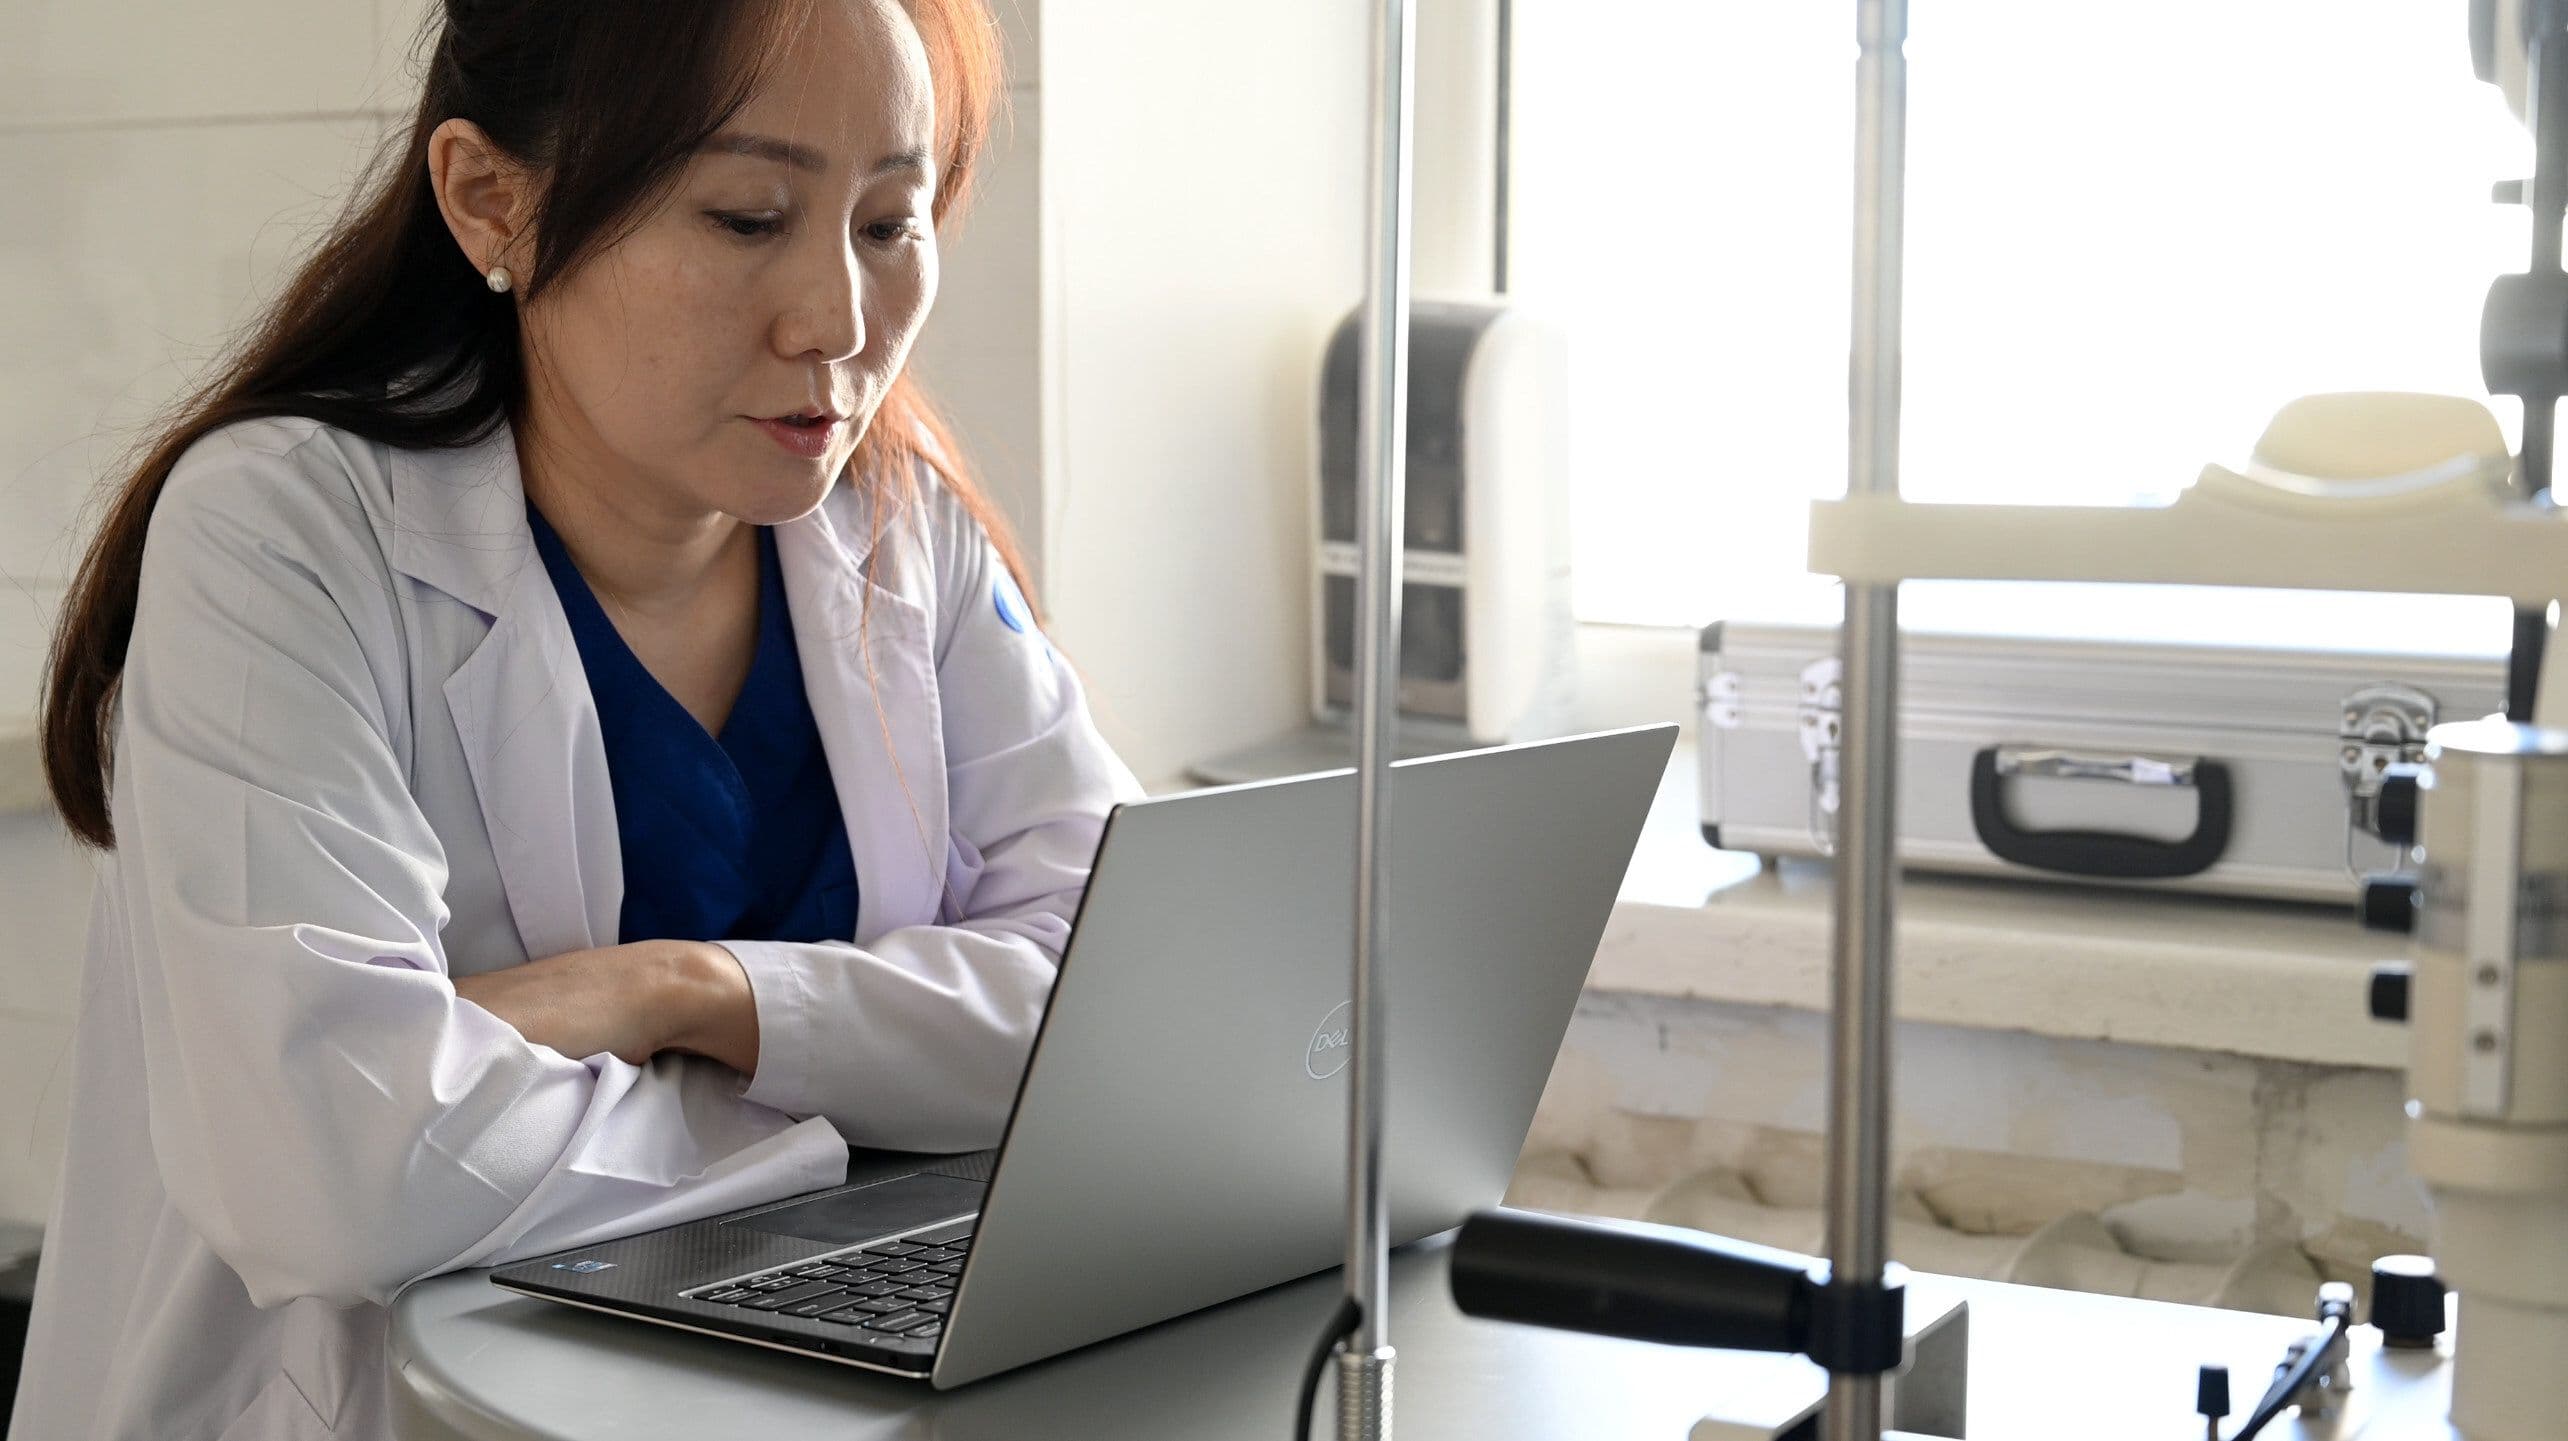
[114,433,849,1310]
[724,474,1144,1151]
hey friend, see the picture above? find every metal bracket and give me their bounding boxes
[1799,657,1845,855]
[2342,683,2437,872]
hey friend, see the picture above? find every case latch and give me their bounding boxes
[1800,657,1844,855]
[1703,668,1744,731]
[2341,682,2437,872]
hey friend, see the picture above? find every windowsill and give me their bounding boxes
[1599,739,2403,1070]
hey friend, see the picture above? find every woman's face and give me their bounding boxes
[517,0,940,527]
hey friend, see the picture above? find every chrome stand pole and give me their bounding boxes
[1338,0,1415,1435]
[1823,3,1907,1440]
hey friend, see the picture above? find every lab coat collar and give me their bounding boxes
[385,420,942,959]
[390,425,623,960]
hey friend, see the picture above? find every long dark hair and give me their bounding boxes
[42,0,1026,850]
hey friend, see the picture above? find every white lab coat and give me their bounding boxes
[8,412,1141,1440]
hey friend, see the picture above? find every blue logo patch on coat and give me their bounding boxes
[993,574,1032,635]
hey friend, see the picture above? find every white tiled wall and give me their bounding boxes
[0,0,420,128]
[0,1,431,1230]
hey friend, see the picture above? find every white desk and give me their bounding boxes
[389,1230,2448,1440]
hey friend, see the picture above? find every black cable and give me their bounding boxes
[1294,1297,1362,1440]
[2225,1313,2347,1441]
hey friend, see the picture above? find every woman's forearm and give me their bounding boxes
[661,941,763,1077]
[453,940,761,1078]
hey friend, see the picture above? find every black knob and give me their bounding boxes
[2370,1254,2447,1348]
[2196,1363,2231,1422]
[2368,963,2412,1023]
[2361,876,2420,934]
[2362,965,2403,1022]
[2373,765,2424,848]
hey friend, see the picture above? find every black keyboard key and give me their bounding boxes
[907,1248,959,1264]
[840,1278,902,1297]
[861,1242,926,1258]
[697,1288,755,1304]
[928,1260,964,1276]
[894,1286,945,1302]
[849,1296,907,1314]
[747,1276,800,1291]
[909,1321,943,1340]
[742,1282,845,1311]
[870,1259,927,1276]
[917,1298,950,1316]
[784,1293,853,1317]
[863,1309,935,1333]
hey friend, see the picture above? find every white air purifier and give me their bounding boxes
[1190,297,1573,785]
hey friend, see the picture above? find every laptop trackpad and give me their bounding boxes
[724,1172,985,1246]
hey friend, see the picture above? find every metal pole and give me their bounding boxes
[1825,2,1906,1439]
[1338,0,1415,1435]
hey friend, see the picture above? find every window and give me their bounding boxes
[1507,1,2528,653]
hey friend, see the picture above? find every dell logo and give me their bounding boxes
[1306,1001,1354,1080]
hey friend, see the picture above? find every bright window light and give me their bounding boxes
[1509,1,2531,653]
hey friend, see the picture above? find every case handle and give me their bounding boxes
[1968,746,2234,880]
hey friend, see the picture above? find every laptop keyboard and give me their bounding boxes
[685,1219,974,1348]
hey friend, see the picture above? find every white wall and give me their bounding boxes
[1023,0,1503,786]
[906,0,1048,581]
[1030,3,1373,786]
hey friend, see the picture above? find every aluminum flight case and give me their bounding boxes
[1696,590,2510,904]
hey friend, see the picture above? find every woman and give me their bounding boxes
[11,0,1137,1436]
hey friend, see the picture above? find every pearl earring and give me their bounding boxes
[485,265,513,294]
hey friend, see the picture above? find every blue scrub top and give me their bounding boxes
[527,503,860,947]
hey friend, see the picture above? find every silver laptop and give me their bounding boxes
[491,723,1675,1387]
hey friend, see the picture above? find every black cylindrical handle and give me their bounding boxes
[2361,876,2421,935]
[1448,1209,1812,1353]
[2368,963,2413,1023]
[2372,765,2424,848]
[2370,1254,2448,1348]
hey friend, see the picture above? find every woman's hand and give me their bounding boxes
[454,941,761,1075]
